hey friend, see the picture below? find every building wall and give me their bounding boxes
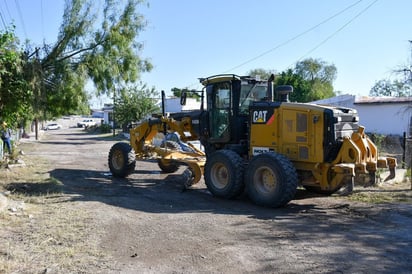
[313,95,412,136]
[103,111,112,127]
[163,98,201,113]
[356,103,412,135]
[163,98,182,113]
[101,98,202,125]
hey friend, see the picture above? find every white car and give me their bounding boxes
[77,119,97,128]
[45,123,62,130]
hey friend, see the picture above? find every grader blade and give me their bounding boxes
[384,166,396,182]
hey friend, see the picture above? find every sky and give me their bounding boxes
[0,0,411,107]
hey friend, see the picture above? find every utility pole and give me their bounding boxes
[408,40,412,94]
[34,47,41,141]
[113,88,116,137]
[408,41,412,176]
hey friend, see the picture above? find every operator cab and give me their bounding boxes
[198,74,271,155]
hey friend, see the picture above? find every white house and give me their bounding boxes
[101,103,114,126]
[313,95,412,136]
[160,97,202,114]
[100,98,202,126]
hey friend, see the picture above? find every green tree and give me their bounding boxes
[275,68,311,102]
[0,28,32,127]
[23,0,152,135]
[171,87,183,98]
[275,58,337,102]
[370,42,412,97]
[295,58,337,83]
[369,79,408,97]
[82,0,152,94]
[171,87,200,101]
[114,84,159,128]
[246,68,275,80]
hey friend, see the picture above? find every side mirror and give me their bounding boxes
[180,91,187,105]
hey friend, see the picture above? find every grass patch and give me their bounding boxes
[83,126,125,139]
[405,168,411,183]
[346,180,412,204]
[5,177,63,197]
[0,153,57,196]
[348,192,398,203]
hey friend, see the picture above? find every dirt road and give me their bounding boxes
[1,127,412,273]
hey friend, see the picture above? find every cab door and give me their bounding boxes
[207,81,231,143]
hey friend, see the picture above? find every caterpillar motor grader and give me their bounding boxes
[108,74,397,207]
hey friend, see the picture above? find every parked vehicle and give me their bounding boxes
[77,119,96,128]
[45,123,62,130]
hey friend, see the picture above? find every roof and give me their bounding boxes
[199,74,267,86]
[199,74,241,86]
[312,95,412,105]
[354,96,412,104]
[311,94,355,105]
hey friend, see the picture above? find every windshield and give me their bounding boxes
[239,83,268,114]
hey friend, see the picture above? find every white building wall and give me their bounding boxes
[182,98,201,111]
[164,98,182,113]
[355,103,411,135]
[103,111,111,126]
[313,95,412,136]
[163,98,201,113]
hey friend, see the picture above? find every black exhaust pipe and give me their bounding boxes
[267,74,275,101]
[275,85,293,102]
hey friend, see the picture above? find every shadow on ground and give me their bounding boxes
[5,166,325,219]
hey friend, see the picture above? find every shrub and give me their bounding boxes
[100,123,112,133]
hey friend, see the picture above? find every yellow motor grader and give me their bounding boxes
[108,74,396,207]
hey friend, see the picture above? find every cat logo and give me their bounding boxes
[252,110,268,123]
[251,108,275,125]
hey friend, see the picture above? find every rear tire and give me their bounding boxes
[108,142,136,178]
[245,152,298,208]
[204,150,244,199]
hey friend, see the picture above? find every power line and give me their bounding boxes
[222,0,366,73]
[292,0,379,67]
[182,0,368,89]
[3,0,12,21]
[0,10,7,30]
[40,0,45,42]
[0,0,9,30]
[14,0,27,39]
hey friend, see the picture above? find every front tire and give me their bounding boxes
[108,142,136,178]
[245,152,298,208]
[157,141,180,173]
[204,150,244,199]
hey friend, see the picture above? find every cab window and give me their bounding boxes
[239,83,267,114]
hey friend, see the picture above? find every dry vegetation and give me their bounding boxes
[0,146,111,273]
[348,174,412,204]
